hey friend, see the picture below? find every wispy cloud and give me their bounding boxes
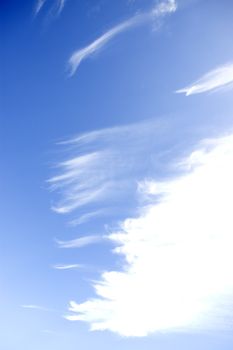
[35,0,67,17]
[52,264,82,270]
[49,152,109,214]
[35,0,47,15]
[56,235,104,248]
[65,133,233,336]
[68,0,177,76]
[21,304,52,312]
[68,17,139,76]
[42,329,59,335]
[57,0,66,15]
[176,62,233,96]
[48,119,167,217]
[69,210,107,226]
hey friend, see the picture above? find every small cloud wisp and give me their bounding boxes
[56,235,104,249]
[35,0,46,15]
[176,62,233,96]
[21,304,52,312]
[52,264,82,270]
[68,0,177,76]
[35,0,67,17]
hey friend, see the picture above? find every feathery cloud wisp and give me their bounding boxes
[56,235,104,248]
[21,304,52,311]
[52,264,82,270]
[176,62,233,96]
[68,0,177,76]
[35,0,67,17]
[65,133,233,336]
[35,0,46,15]
[68,17,139,76]
[69,210,106,226]
[49,119,167,217]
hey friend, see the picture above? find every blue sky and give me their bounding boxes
[1,0,233,348]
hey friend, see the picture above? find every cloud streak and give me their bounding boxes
[68,0,177,76]
[35,0,46,15]
[69,210,107,226]
[21,304,52,312]
[65,133,233,336]
[176,62,233,96]
[35,0,67,17]
[52,264,82,270]
[56,235,104,248]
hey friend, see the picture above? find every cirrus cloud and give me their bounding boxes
[176,62,233,96]
[35,0,67,17]
[68,0,177,76]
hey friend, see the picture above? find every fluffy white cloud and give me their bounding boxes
[21,304,52,311]
[65,133,233,336]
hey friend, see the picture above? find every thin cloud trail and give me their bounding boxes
[21,304,46,310]
[68,0,177,76]
[35,0,67,17]
[69,210,107,226]
[56,0,66,16]
[65,133,233,336]
[176,62,233,96]
[35,0,46,15]
[52,264,83,270]
[21,304,54,312]
[49,151,112,214]
[56,235,105,248]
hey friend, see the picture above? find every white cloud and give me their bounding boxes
[69,210,106,226]
[56,235,104,248]
[52,264,82,270]
[68,0,177,76]
[153,0,177,16]
[176,62,233,96]
[49,152,109,214]
[56,0,66,15]
[35,0,67,17]
[35,0,46,15]
[65,133,233,336]
[21,304,52,311]
[49,120,165,216]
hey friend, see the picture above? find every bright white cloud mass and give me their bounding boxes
[176,62,233,96]
[68,0,177,76]
[62,131,233,336]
